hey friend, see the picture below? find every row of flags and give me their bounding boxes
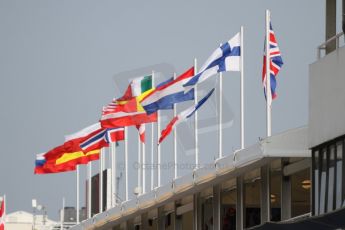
[34,20,283,174]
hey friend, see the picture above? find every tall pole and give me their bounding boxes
[157,111,161,187]
[2,195,5,228]
[155,71,161,187]
[87,162,92,219]
[266,10,272,137]
[125,127,129,200]
[3,194,5,216]
[111,142,117,206]
[240,26,245,149]
[60,197,65,230]
[194,58,199,168]
[142,124,146,194]
[173,72,178,179]
[218,53,223,159]
[76,166,80,224]
[138,132,142,194]
[151,71,155,190]
[99,149,103,213]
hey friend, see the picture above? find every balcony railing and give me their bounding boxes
[317,31,344,59]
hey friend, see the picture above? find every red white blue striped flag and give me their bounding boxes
[262,23,284,105]
[158,88,215,144]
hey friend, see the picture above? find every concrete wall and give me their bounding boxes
[5,223,32,230]
[309,45,345,148]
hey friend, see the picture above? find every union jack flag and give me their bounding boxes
[262,23,284,105]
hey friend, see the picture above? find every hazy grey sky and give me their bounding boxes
[0,0,326,220]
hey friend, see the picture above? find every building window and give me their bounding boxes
[327,145,336,212]
[312,136,345,216]
[244,169,261,228]
[319,148,327,214]
[270,160,281,221]
[221,179,236,230]
[313,150,320,215]
[291,168,311,217]
[176,195,193,230]
[336,141,343,209]
[200,187,213,230]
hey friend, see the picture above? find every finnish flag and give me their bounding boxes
[184,32,241,88]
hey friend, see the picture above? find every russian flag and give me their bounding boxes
[158,88,215,144]
[140,67,195,115]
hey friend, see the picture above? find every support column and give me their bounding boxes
[326,0,337,53]
[141,213,149,229]
[213,185,221,229]
[260,165,270,224]
[171,211,176,230]
[343,0,345,33]
[281,159,291,220]
[236,175,244,230]
[158,206,165,230]
[193,193,201,230]
[175,203,182,230]
[126,219,134,230]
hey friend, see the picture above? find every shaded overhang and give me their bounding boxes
[71,126,310,230]
[250,206,345,230]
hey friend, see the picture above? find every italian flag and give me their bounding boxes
[117,75,152,101]
[131,75,152,96]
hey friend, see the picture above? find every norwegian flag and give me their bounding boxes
[80,127,124,152]
[262,23,284,105]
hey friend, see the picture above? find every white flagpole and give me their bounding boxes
[76,165,80,224]
[151,71,155,190]
[150,122,154,190]
[194,58,199,168]
[142,125,146,194]
[173,72,178,179]
[219,48,223,159]
[137,132,142,194]
[125,127,129,200]
[266,10,272,137]
[99,149,103,213]
[87,162,92,218]
[157,111,161,187]
[111,142,116,207]
[61,197,65,230]
[3,194,6,225]
[3,194,5,214]
[157,72,161,187]
[240,26,245,149]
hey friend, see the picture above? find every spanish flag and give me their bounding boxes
[34,148,100,174]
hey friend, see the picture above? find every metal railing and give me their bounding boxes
[282,212,312,222]
[52,222,77,230]
[317,31,344,59]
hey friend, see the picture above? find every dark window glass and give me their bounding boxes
[313,151,320,215]
[291,169,311,217]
